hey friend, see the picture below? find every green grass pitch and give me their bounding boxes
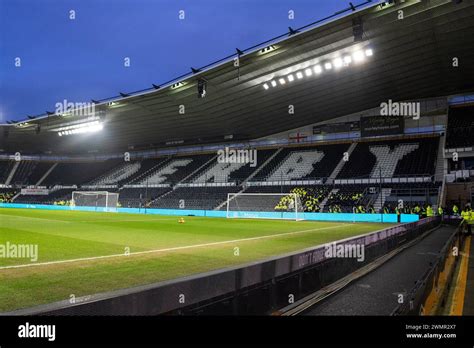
[0,208,390,312]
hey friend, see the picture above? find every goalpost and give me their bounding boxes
[71,191,119,211]
[226,192,304,220]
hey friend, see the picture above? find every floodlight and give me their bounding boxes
[333,58,343,68]
[287,74,294,82]
[296,72,303,79]
[353,50,365,62]
[324,62,332,70]
[271,80,277,87]
[263,83,269,90]
[304,68,313,77]
[279,78,286,85]
[313,65,322,74]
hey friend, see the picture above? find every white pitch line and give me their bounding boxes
[0,224,348,270]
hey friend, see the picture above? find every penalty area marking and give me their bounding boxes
[0,224,349,270]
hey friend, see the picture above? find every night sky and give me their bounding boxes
[0,0,368,122]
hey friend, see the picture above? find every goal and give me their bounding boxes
[71,191,119,210]
[226,192,304,220]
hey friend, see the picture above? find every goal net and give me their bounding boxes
[71,191,119,210]
[226,193,304,220]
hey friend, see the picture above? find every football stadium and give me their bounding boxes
[1,0,474,331]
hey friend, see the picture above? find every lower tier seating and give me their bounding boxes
[150,186,241,210]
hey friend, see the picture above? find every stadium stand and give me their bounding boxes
[0,188,16,203]
[10,161,52,186]
[252,144,349,181]
[187,149,276,184]
[143,154,216,185]
[337,137,439,179]
[0,161,15,184]
[7,134,443,212]
[16,188,75,205]
[42,160,122,186]
[90,162,142,185]
[150,186,241,210]
[119,187,171,208]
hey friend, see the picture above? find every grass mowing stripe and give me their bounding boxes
[0,224,347,270]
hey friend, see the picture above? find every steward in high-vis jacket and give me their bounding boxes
[426,205,434,217]
[461,206,472,235]
[453,204,459,216]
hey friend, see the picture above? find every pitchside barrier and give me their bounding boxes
[0,203,419,223]
[2,216,438,316]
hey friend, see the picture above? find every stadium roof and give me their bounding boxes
[2,0,474,155]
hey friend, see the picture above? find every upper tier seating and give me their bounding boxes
[90,162,142,185]
[446,105,474,148]
[187,149,276,184]
[337,137,439,179]
[140,159,193,185]
[0,161,15,184]
[10,161,53,186]
[252,144,349,181]
[138,154,215,185]
[42,160,122,186]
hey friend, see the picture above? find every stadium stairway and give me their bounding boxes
[36,163,57,185]
[125,157,172,185]
[242,148,283,185]
[214,187,246,211]
[373,188,392,212]
[319,188,338,212]
[434,134,447,183]
[327,142,357,183]
[177,155,217,185]
[4,161,20,185]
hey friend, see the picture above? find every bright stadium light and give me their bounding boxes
[333,58,343,68]
[353,50,365,62]
[56,121,103,137]
[261,44,374,89]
